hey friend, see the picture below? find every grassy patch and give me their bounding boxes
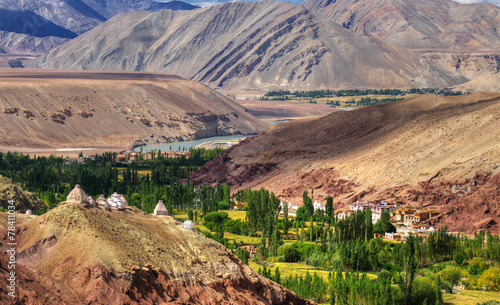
[443,290,500,305]
[248,261,378,281]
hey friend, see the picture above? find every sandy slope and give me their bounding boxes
[192,92,500,233]
[0,69,268,148]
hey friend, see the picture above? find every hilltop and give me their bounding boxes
[192,92,500,233]
[0,69,267,148]
[29,1,461,91]
[0,203,312,304]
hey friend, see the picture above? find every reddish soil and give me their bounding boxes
[0,204,313,305]
[192,93,500,233]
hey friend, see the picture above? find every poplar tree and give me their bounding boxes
[400,234,417,305]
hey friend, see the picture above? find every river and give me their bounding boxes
[135,134,256,152]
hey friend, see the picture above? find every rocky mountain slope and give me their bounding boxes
[0,175,46,213]
[0,0,199,55]
[0,203,312,304]
[28,0,462,91]
[191,93,500,233]
[0,69,267,148]
[302,0,500,81]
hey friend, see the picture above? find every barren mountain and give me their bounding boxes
[0,0,199,55]
[0,203,312,304]
[29,0,462,91]
[0,69,267,148]
[453,73,500,92]
[302,0,500,81]
[192,93,500,233]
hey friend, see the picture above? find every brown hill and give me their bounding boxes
[452,73,500,92]
[301,0,500,82]
[29,1,461,91]
[0,204,312,304]
[0,175,46,213]
[0,69,267,148]
[192,93,500,233]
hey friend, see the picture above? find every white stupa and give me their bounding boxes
[63,184,92,207]
[96,195,111,210]
[107,192,126,210]
[119,194,129,207]
[154,200,169,216]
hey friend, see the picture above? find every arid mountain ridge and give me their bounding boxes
[0,69,267,148]
[0,0,199,56]
[29,0,464,91]
[0,203,312,304]
[191,93,500,233]
[302,0,500,82]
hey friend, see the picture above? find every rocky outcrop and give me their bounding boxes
[0,204,312,304]
[192,92,500,233]
[0,69,267,148]
[28,1,462,91]
[0,175,46,212]
[302,0,500,51]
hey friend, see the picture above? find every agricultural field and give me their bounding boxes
[444,290,500,304]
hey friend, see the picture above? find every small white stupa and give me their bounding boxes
[63,184,92,207]
[154,200,169,216]
[96,195,111,211]
[25,210,32,215]
[119,194,129,207]
[107,192,126,210]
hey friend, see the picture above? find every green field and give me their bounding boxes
[444,290,500,305]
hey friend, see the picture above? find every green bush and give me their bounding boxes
[411,276,438,305]
[469,257,489,276]
[378,270,392,283]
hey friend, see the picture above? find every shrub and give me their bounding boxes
[411,276,437,305]
[439,267,464,293]
[469,257,489,276]
[378,270,392,283]
[478,267,500,291]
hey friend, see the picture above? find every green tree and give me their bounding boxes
[283,201,289,235]
[411,277,438,305]
[439,267,463,293]
[400,234,417,305]
[303,190,314,218]
[326,196,334,225]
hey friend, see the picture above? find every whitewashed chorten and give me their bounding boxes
[96,195,111,210]
[154,200,169,216]
[107,192,125,210]
[64,184,91,207]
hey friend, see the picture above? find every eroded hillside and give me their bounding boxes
[192,93,500,233]
[29,1,461,91]
[302,0,500,84]
[0,204,312,304]
[0,69,267,148]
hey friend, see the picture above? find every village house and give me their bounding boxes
[384,232,408,241]
[350,201,397,223]
[313,200,325,211]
